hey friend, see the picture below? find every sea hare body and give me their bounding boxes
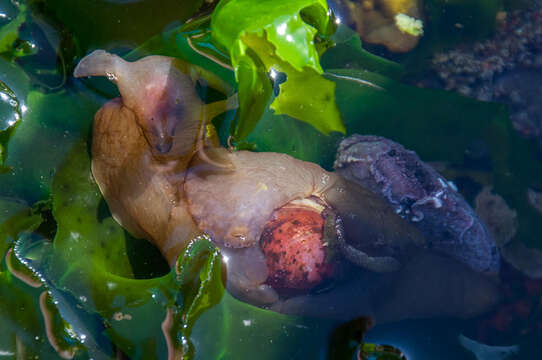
[334,135,500,275]
[74,51,499,321]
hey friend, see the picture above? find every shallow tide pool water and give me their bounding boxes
[1,0,542,359]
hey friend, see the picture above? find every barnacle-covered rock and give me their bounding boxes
[334,134,500,275]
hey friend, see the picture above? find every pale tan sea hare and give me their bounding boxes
[74,50,425,305]
[73,51,498,320]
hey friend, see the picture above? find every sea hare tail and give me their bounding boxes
[334,134,501,275]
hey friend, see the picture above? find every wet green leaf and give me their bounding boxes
[192,292,336,359]
[360,343,408,359]
[0,1,27,55]
[231,44,273,139]
[0,80,23,173]
[9,141,227,358]
[321,25,404,79]
[0,203,40,268]
[49,141,131,278]
[0,56,31,175]
[211,0,344,139]
[2,88,100,202]
[0,200,60,359]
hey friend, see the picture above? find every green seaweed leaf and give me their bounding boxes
[0,80,23,173]
[231,44,273,139]
[50,141,134,279]
[210,0,344,139]
[0,199,63,359]
[1,88,100,203]
[321,25,404,79]
[0,2,27,55]
[10,141,227,358]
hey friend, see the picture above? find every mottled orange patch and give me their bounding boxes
[261,206,334,291]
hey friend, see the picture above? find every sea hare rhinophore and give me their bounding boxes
[73,51,499,321]
[334,135,500,275]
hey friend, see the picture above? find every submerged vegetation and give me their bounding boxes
[1,0,542,358]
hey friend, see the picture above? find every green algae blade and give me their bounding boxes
[210,0,344,140]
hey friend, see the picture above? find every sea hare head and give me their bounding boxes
[74,50,202,155]
[335,135,500,275]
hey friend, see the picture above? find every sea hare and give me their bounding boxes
[73,51,499,320]
[334,134,500,275]
[73,50,423,306]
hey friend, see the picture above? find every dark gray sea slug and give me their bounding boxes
[334,135,500,274]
